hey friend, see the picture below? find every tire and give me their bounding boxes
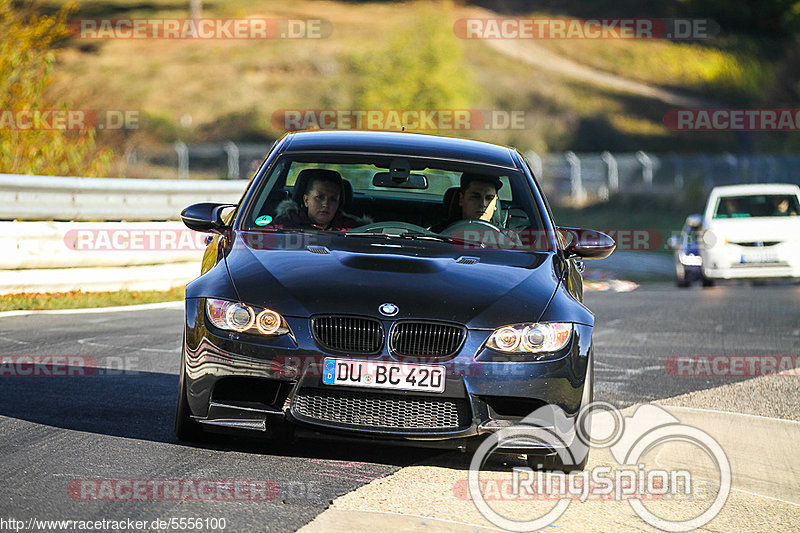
[701,274,715,287]
[526,351,593,473]
[676,279,690,288]
[175,342,206,443]
[526,449,588,473]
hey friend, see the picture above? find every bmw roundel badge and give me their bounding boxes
[379,303,399,316]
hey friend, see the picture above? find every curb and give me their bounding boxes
[0,300,184,318]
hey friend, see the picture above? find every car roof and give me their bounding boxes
[279,130,520,169]
[710,183,800,196]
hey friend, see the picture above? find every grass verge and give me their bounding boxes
[0,287,184,311]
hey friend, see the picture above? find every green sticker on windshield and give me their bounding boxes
[254,215,273,226]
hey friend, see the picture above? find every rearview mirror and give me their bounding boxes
[559,227,616,259]
[372,172,428,189]
[181,202,236,233]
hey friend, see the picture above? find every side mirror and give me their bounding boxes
[685,214,703,227]
[667,235,681,250]
[559,227,616,259]
[181,202,236,233]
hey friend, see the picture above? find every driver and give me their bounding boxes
[430,173,502,233]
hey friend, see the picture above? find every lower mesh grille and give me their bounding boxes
[292,389,468,431]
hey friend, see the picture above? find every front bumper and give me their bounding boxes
[182,298,593,451]
[702,243,800,279]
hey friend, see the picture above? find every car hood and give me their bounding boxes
[223,231,562,328]
[705,217,800,244]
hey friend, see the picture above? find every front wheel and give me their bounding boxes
[527,350,593,472]
[175,342,206,443]
[526,448,589,472]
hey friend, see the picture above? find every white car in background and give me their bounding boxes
[699,183,800,285]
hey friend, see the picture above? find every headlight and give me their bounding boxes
[702,230,716,247]
[205,298,289,336]
[486,322,572,354]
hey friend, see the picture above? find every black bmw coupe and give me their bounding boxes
[177,130,614,469]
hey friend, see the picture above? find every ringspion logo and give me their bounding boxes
[468,403,730,532]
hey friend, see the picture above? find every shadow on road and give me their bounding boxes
[0,368,521,471]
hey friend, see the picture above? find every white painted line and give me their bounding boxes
[657,404,800,425]
[728,486,800,507]
[0,335,30,345]
[0,300,183,318]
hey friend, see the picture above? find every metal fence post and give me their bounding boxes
[224,141,240,180]
[635,150,653,189]
[174,141,189,180]
[671,154,684,191]
[565,151,584,202]
[526,151,544,179]
[600,151,618,193]
[702,155,714,193]
[723,153,738,184]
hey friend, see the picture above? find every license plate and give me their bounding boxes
[322,358,445,393]
[741,251,778,263]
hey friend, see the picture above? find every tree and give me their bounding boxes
[0,0,110,175]
[345,2,477,127]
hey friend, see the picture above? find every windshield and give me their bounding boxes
[239,153,548,251]
[713,194,800,219]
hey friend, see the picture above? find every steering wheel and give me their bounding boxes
[438,218,505,236]
[347,221,437,235]
[439,219,524,248]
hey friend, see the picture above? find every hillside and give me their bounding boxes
[31,0,800,177]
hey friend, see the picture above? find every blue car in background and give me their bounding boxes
[669,214,704,287]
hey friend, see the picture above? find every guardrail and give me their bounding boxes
[530,151,800,202]
[0,220,207,294]
[0,221,204,269]
[0,174,247,221]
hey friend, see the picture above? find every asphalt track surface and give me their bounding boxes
[0,281,797,532]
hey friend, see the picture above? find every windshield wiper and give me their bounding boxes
[244,227,331,235]
[342,231,485,248]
